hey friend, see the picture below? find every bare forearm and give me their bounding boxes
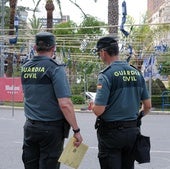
[140,99,152,116]
[58,98,79,130]
[91,103,105,116]
[58,97,83,147]
[61,104,79,130]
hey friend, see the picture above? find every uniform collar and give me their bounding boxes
[32,56,51,61]
[111,60,127,65]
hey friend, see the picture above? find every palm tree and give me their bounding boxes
[32,0,119,35]
[34,0,61,31]
[33,0,119,34]
[29,15,43,34]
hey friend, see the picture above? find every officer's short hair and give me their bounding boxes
[96,36,119,56]
[35,32,56,52]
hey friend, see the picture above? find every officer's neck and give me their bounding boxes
[37,51,53,58]
[107,55,119,65]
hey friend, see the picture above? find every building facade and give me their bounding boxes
[147,0,170,23]
[147,0,170,45]
[39,15,70,28]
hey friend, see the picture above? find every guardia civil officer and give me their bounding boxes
[90,36,151,169]
[21,31,82,169]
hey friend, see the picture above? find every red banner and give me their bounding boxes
[0,77,23,102]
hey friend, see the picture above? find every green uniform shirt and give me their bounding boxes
[21,56,71,121]
[95,61,149,121]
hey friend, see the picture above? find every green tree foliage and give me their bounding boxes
[78,15,105,35]
[53,20,79,57]
[131,17,154,54]
[71,95,85,104]
[157,52,170,76]
[153,24,170,40]
[28,15,42,34]
[77,60,100,77]
[51,16,104,95]
[146,79,166,95]
[0,6,10,29]
[152,79,162,95]
[53,20,77,35]
[121,14,155,70]
[155,78,167,91]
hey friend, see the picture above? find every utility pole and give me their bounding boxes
[0,0,5,77]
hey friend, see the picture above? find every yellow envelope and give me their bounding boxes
[58,137,88,169]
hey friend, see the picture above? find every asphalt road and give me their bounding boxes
[0,107,170,169]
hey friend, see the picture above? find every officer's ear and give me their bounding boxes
[101,49,108,57]
[51,45,56,51]
[51,45,57,53]
[33,45,37,51]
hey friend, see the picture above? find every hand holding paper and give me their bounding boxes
[58,137,88,169]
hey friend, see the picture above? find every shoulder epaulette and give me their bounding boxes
[99,65,111,73]
[49,58,65,66]
[130,64,142,73]
[22,59,30,65]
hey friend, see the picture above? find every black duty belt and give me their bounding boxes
[101,120,137,129]
[27,118,63,125]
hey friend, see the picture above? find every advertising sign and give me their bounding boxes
[0,77,23,102]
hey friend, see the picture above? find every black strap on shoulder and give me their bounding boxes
[49,58,66,66]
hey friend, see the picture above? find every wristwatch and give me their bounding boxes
[73,128,80,133]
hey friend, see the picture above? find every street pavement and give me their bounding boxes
[0,107,170,169]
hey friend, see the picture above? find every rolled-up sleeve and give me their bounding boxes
[95,73,111,106]
[52,66,71,98]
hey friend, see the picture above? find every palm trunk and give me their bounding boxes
[45,0,55,32]
[9,0,17,35]
[6,0,17,77]
[5,53,13,77]
[108,0,119,35]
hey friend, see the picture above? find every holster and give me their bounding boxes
[63,119,70,138]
